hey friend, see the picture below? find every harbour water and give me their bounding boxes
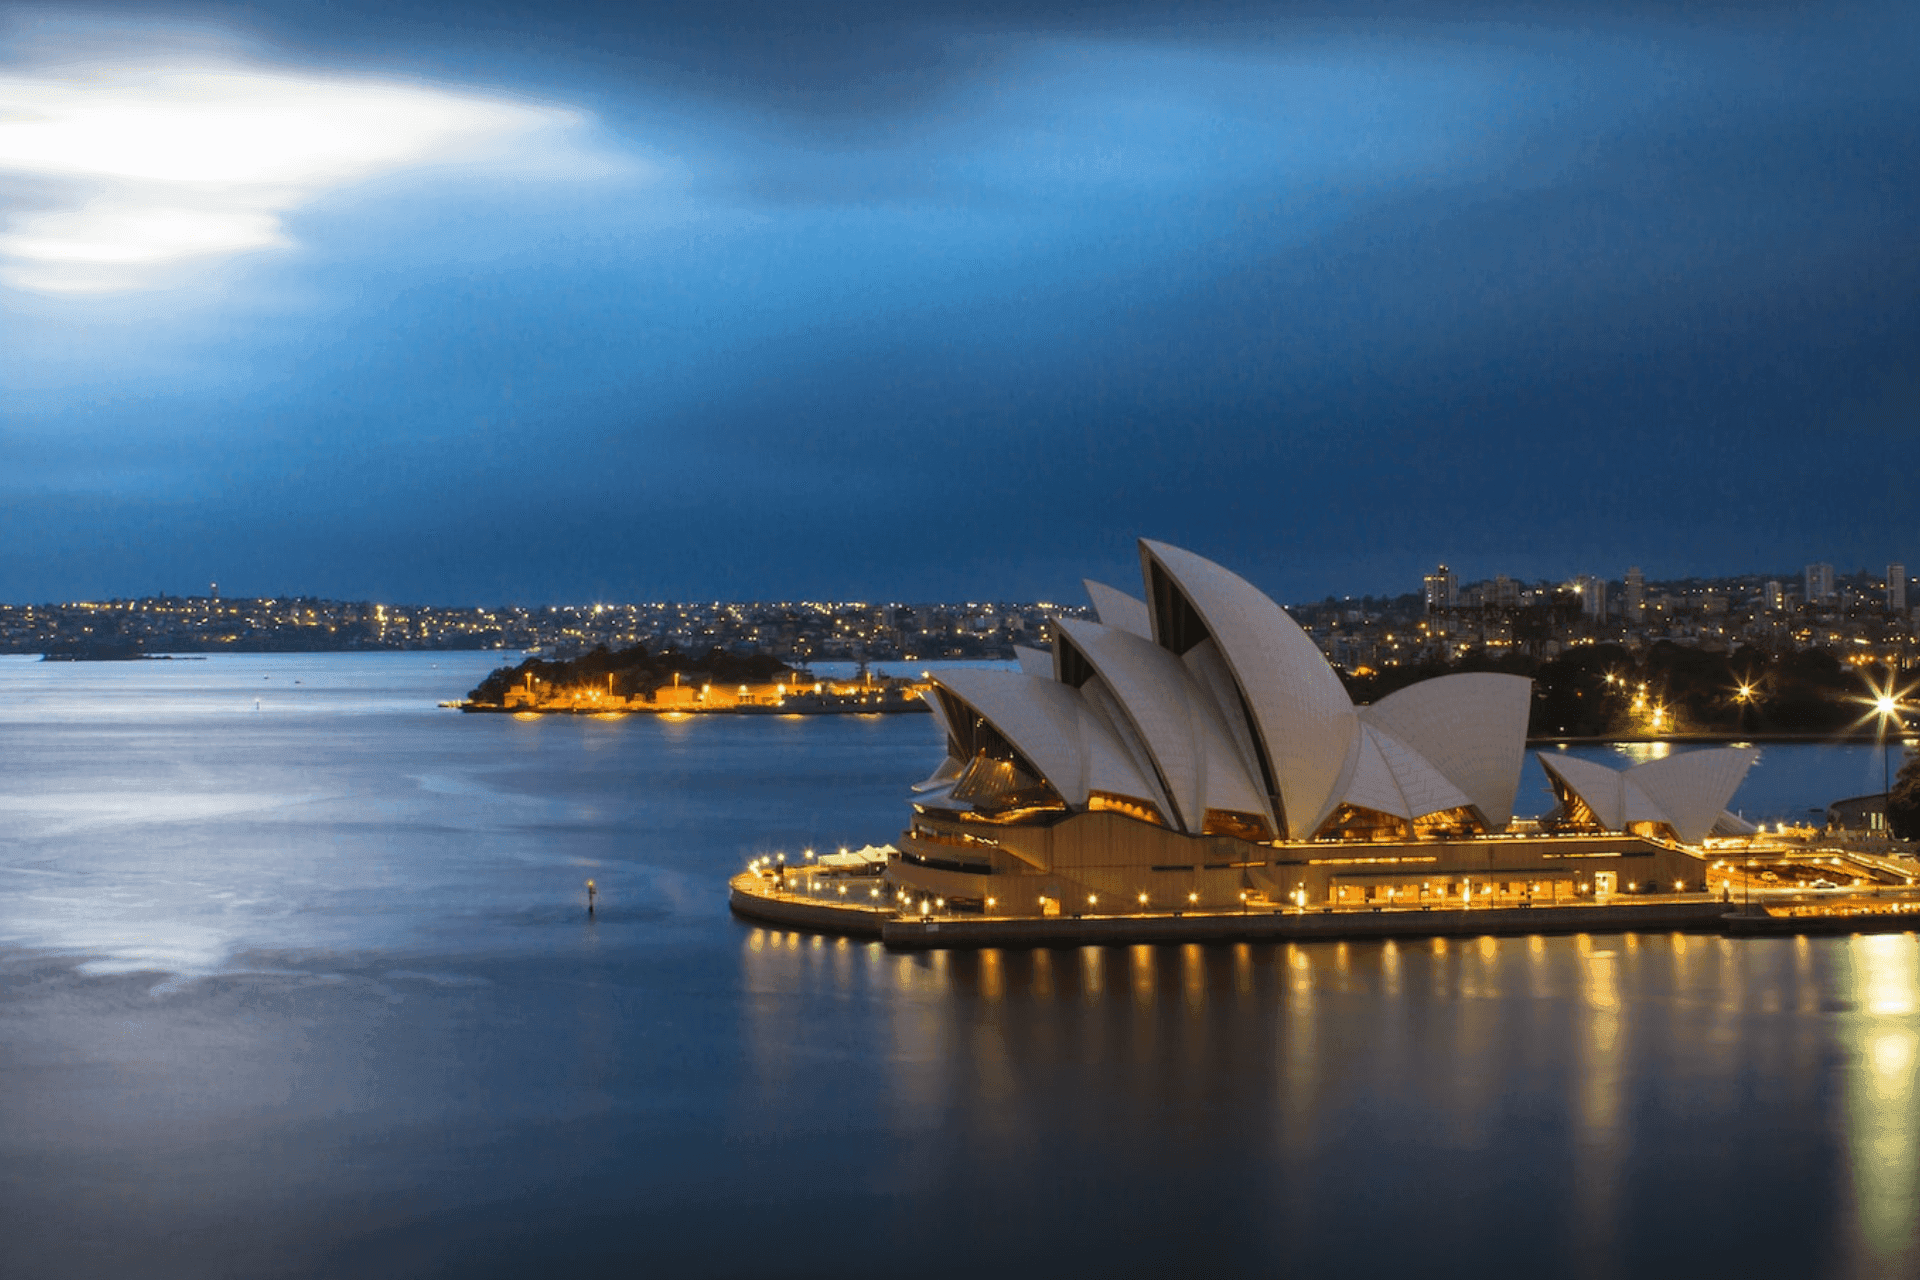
[2,653,1916,1278]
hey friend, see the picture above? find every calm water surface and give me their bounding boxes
[2,653,1917,1279]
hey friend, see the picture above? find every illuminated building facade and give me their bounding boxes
[1624,565,1645,622]
[1574,574,1609,620]
[1807,561,1836,604]
[1423,565,1458,611]
[888,541,1757,913]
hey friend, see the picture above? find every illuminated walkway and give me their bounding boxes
[726,866,1909,950]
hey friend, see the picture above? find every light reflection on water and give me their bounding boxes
[1575,933,1624,1278]
[733,925,1920,1277]
[1842,934,1920,1273]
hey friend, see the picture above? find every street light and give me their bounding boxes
[1878,693,1900,830]
[1859,674,1913,835]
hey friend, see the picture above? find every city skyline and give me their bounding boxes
[10,554,1919,669]
[4,553,1915,611]
[5,1,1918,606]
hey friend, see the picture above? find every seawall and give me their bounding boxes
[725,872,1804,949]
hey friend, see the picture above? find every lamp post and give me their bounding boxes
[1873,690,1904,837]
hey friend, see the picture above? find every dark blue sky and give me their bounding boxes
[4,1,1916,605]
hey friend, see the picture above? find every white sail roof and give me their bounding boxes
[1537,747,1759,845]
[914,687,961,790]
[1055,617,1266,832]
[931,668,1163,812]
[1360,673,1532,829]
[1714,809,1759,836]
[1182,638,1272,812]
[1373,725,1474,818]
[1013,645,1054,678]
[1083,580,1152,638]
[1338,727,1407,818]
[920,684,956,744]
[1538,753,1631,829]
[1139,540,1358,839]
[1076,675,1178,820]
[1628,748,1759,844]
[1337,723,1474,821]
[901,541,1786,852]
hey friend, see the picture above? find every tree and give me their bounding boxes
[1889,749,1920,841]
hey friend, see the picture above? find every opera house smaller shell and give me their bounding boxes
[887,540,1758,913]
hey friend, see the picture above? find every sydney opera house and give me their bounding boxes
[886,540,1758,915]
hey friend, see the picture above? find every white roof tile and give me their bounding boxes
[1083,580,1152,638]
[1361,673,1531,829]
[1140,541,1359,839]
[1537,747,1758,844]
[931,668,1161,811]
[1627,748,1759,844]
[1056,617,1266,831]
[1013,645,1054,678]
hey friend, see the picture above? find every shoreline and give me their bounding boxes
[451,700,930,716]
[443,709,1895,737]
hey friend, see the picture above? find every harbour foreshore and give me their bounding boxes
[729,869,1920,949]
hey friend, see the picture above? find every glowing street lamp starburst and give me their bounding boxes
[1853,672,1918,739]
[1855,670,1919,829]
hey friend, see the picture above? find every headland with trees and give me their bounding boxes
[461,643,928,715]
[1342,640,1896,740]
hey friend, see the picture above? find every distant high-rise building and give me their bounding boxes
[1806,562,1836,604]
[1493,575,1519,608]
[1574,574,1608,620]
[1889,563,1907,615]
[1424,565,1457,612]
[1764,580,1784,611]
[1624,566,1645,622]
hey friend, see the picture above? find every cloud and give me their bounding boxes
[0,43,603,293]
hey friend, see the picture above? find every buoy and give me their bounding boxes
[586,878,597,916]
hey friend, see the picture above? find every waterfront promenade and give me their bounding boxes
[729,865,1920,949]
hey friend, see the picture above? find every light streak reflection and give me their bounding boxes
[1842,935,1920,1271]
[1573,933,1625,1274]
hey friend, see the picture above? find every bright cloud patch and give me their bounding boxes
[0,57,595,293]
